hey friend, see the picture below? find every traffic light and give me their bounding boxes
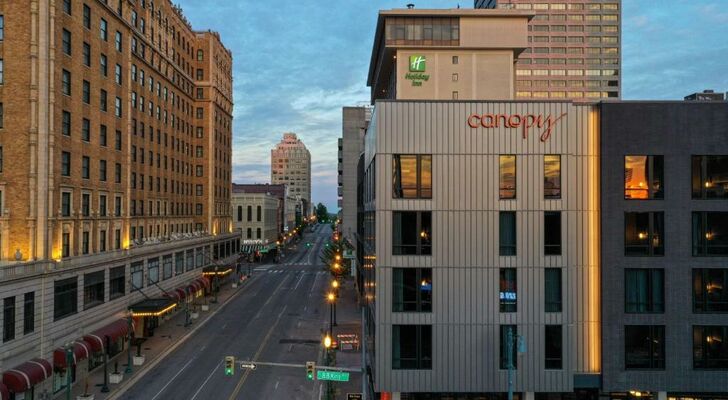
[224,356,235,376]
[306,361,315,380]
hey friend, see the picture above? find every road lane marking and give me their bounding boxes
[189,360,222,400]
[150,349,199,400]
[293,273,305,291]
[227,305,288,400]
[274,380,280,391]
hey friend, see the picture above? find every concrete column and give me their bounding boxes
[525,392,535,400]
[658,392,667,400]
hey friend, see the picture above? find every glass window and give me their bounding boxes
[163,255,173,280]
[499,155,516,199]
[393,268,432,312]
[625,325,665,369]
[545,325,562,369]
[500,325,518,369]
[62,29,72,55]
[545,268,562,312]
[3,296,15,342]
[693,325,728,369]
[544,212,562,255]
[693,269,728,313]
[499,211,516,256]
[625,269,665,313]
[23,292,34,335]
[61,151,71,176]
[131,262,143,290]
[82,156,90,179]
[392,325,432,369]
[109,266,125,299]
[393,155,432,199]
[0,16,3,40]
[499,268,517,312]
[392,211,431,255]
[61,192,71,217]
[100,18,108,41]
[62,69,71,95]
[83,4,90,29]
[693,212,728,256]
[82,80,90,103]
[115,31,122,51]
[147,258,159,284]
[83,270,104,310]
[625,155,664,199]
[692,156,728,199]
[544,155,561,199]
[625,212,664,256]
[54,277,78,321]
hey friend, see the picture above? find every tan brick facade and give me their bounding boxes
[0,0,233,262]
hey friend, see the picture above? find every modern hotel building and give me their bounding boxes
[0,0,236,397]
[357,5,728,400]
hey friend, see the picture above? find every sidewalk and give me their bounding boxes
[65,271,255,400]
[325,276,365,400]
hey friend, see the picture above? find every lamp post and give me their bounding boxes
[65,346,74,400]
[211,265,219,304]
[101,336,110,393]
[327,292,335,336]
[125,313,134,374]
[331,280,339,326]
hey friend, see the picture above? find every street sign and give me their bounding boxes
[347,394,363,400]
[316,370,350,382]
[239,362,257,370]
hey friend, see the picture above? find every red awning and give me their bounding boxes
[196,277,210,290]
[0,383,9,400]
[83,319,129,353]
[2,358,52,393]
[53,340,92,369]
[164,289,182,302]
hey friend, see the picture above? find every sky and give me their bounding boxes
[176,0,728,211]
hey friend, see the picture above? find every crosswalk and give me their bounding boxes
[265,270,328,274]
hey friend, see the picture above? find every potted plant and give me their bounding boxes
[132,340,145,366]
[76,377,94,400]
[192,303,201,316]
[109,361,123,384]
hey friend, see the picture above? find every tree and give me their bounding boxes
[315,203,328,222]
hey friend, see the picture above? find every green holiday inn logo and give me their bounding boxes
[409,55,426,72]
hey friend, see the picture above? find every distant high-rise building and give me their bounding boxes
[339,107,371,246]
[684,89,726,101]
[475,0,622,100]
[271,133,311,215]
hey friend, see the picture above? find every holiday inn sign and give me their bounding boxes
[405,55,430,86]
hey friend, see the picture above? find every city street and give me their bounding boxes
[116,224,355,400]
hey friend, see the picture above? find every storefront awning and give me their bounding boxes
[128,298,176,318]
[0,382,9,400]
[83,319,131,353]
[202,265,233,276]
[241,244,263,253]
[1,358,52,393]
[163,287,187,302]
[53,340,92,369]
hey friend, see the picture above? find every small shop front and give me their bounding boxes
[51,339,92,394]
[1,358,53,400]
[129,298,177,338]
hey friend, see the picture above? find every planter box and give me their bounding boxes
[201,305,209,311]
[109,373,123,384]
[191,312,199,319]
[77,395,95,400]
[232,283,238,288]
[132,355,145,366]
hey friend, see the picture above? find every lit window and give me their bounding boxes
[625,155,664,199]
[392,155,432,199]
[499,268,516,312]
[544,155,561,199]
[693,212,728,256]
[692,155,728,199]
[625,212,664,256]
[499,155,516,199]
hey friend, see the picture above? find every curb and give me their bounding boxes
[106,275,258,400]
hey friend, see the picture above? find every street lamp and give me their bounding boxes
[323,334,332,349]
[65,346,73,400]
[331,281,339,326]
[327,292,336,335]
[126,313,134,374]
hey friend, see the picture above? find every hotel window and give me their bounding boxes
[693,212,728,256]
[54,277,78,321]
[99,160,107,181]
[544,155,561,199]
[544,212,562,255]
[100,18,108,41]
[115,97,122,117]
[114,229,120,249]
[131,262,143,291]
[499,325,518,369]
[693,326,728,369]
[392,325,432,370]
[625,212,664,256]
[499,212,516,256]
[62,232,70,257]
[692,155,728,199]
[99,194,106,217]
[545,268,562,312]
[100,53,107,76]
[3,296,15,342]
[61,151,71,176]
[82,156,90,179]
[83,4,90,28]
[100,125,107,146]
[625,325,665,369]
[83,270,104,310]
[115,163,121,183]
[23,292,34,335]
[100,89,107,111]
[115,64,122,84]
[0,16,3,40]
[625,155,663,199]
[393,268,432,312]
[115,31,122,51]
[109,266,125,299]
[62,29,72,55]
[499,155,516,199]
[61,69,72,95]
[81,193,90,217]
[148,258,159,284]
[114,196,121,216]
[693,269,728,312]
[499,268,517,312]
[393,155,432,199]
[392,211,431,255]
[625,269,665,313]
[545,325,563,369]
[82,231,89,254]
[61,191,71,217]
[197,49,204,61]
[82,80,90,104]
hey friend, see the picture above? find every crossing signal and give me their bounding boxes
[224,356,235,376]
[306,361,315,380]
